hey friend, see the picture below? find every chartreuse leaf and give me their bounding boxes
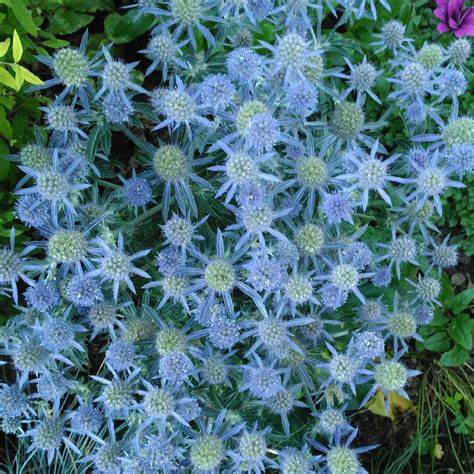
[11,64,43,86]
[0,66,16,90]
[366,389,413,421]
[12,30,23,63]
[0,39,10,58]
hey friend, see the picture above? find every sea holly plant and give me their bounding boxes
[0,0,472,471]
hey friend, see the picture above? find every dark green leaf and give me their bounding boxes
[5,0,38,36]
[0,108,13,140]
[448,314,473,351]
[448,288,474,314]
[0,143,11,180]
[41,38,70,48]
[104,11,155,44]
[439,345,469,367]
[423,332,451,353]
[61,0,113,13]
[49,9,94,35]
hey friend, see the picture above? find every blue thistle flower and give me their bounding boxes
[321,191,355,226]
[373,20,411,53]
[241,355,283,399]
[208,312,241,350]
[264,383,306,435]
[88,232,150,301]
[354,331,384,359]
[0,383,32,419]
[69,404,103,435]
[105,339,137,372]
[103,91,134,124]
[156,247,185,275]
[141,31,187,79]
[226,47,264,86]
[15,194,50,228]
[199,73,236,111]
[96,46,146,100]
[159,351,194,384]
[33,30,100,107]
[447,38,471,66]
[24,279,60,311]
[284,79,318,117]
[121,172,153,208]
[66,274,103,307]
[359,352,420,413]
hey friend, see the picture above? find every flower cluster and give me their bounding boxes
[1,1,471,472]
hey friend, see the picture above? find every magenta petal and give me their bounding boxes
[437,23,451,32]
[456,15,474,36]
[433,7,448,21]
[448,0,465,18]
[435,0,449,7]
[448,17,460,28]
[462,8,474,24]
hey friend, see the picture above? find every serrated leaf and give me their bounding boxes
[12,30,23,63]
[448,314,472,350]
[0,39,10,58]
[439,345,469,367]
[0,66,17,90]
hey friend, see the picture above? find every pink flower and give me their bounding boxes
[434,0,474,37]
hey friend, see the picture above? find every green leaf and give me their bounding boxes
[12,64,43,85]
[0,108,13,140]
[440,274,455,302]
[439,345,469,367]
[0,0,38,36]
[49,9,94,35]
[104,11,155,44]
[423,332,451,353]
[12,64,24,90]
[61,0,113,12]
[448,288,474,314]
[0,66,17,90]
[12,30,23,63]
[428,309,449,327]
[4,0,38,36]
[0,38,10,58]
[0,156,12,181]
[42,39,70,48]
[448,314,473,351]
